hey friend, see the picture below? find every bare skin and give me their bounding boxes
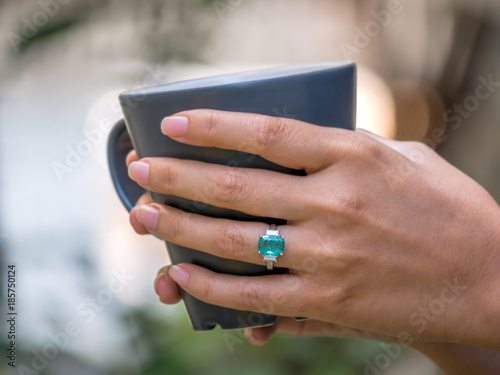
[126,110,500,374]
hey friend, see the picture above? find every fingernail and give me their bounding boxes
[128,161,149,185]
[156,265,171,279]
[136,205,159,230]
[169,265,189,287]
[161,116,188,137]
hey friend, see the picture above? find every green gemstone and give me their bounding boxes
[258,234,284,257]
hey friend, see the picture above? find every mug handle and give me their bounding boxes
[107,119,146,211]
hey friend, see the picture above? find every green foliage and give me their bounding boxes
[12,18,79,54]
[126,305,383,375]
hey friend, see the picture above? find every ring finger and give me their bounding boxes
[134,203,306,269]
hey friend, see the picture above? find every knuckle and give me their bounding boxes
[163,210,184,242]
[204,110,219,139]
[198,110,227,141]
[355,139,386,163]
[156,162,176,190]
[210,168,252,202]
[332,284,353,311]
[254,115,288,149]
[216,223,248,258]
[406,141,434,163]
[198,276,214,301]
[319,282,354,318]
[240,280,263,310]
[333,191,365,220]
[311,188,365,224]
[343,135,389,168]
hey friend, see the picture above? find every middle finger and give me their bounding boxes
[129,157,307,220]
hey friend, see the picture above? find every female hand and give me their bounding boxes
[127,110,500,350]
[128,139,391,345]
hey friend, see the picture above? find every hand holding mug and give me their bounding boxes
[129,109,500,351]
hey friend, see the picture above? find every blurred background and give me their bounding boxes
[1,0,499,374]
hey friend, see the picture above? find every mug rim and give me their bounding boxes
[120,61,354,99]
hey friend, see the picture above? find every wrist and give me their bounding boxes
[468,208,500,350]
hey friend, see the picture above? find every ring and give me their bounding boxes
[258,224,285,270]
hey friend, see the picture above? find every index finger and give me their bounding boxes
[160,110,355,173]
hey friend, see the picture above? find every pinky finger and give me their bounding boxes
[168,263,305,316]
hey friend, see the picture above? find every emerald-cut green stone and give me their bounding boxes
[258,234,284,257]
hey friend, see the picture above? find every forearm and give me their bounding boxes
[413,342,500,375]
[469,209,500,350]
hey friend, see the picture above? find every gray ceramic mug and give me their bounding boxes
[107,62,356,331]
